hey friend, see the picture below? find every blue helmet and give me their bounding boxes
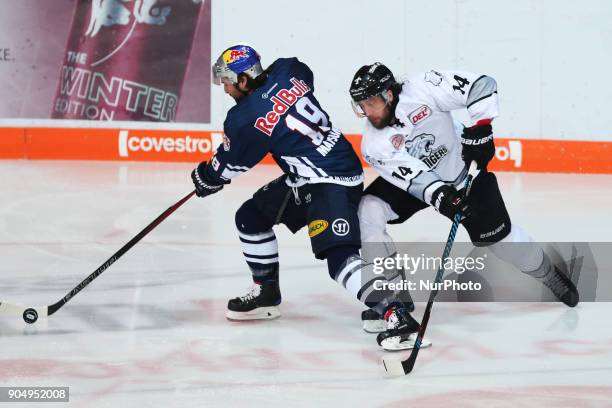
[212,44,264,85]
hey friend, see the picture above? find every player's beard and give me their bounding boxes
[369,105,394,129]
[232,88,252,103]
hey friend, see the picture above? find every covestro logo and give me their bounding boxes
[118,130,223,157]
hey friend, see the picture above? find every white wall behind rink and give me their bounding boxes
[2,1,610,143]
[212,0,611,141]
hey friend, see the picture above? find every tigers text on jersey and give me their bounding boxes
[207,57,363,187]
[361,70,499,203]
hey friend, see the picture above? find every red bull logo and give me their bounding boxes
[254,77,311,136]
[223,49,248,65]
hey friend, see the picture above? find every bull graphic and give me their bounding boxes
[85,0,172,37]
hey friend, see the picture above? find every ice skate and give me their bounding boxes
[542,266,579,307]
[226,281,281,321]
[362,309,386,333]
[376,307,432,351]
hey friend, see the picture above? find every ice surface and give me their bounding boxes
[1,160,611,407]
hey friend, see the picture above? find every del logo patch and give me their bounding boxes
[409,105,431,125]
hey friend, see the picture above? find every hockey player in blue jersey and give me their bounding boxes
[191,45,416,349]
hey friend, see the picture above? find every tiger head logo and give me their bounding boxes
[404,133,448,169]
[405,133,436,159]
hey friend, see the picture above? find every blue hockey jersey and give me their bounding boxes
[205,58,363,187]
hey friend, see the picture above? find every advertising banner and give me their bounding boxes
[0,0,211,123]
[2,127,612,175]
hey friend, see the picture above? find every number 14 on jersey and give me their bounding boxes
[392,166,413,180]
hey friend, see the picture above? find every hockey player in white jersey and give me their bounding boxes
[349,63,579,346]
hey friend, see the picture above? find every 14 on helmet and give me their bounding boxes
[349,62,398,116]
[212,44,264,85]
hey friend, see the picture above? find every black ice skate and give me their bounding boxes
[361,309,386,333]
[376,307,432,351]
[226,281,281,321]
[542,266,579,307]
[363,267,416,333]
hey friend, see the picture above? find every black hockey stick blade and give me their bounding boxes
[0,190,196,322]
[383,351,415,376]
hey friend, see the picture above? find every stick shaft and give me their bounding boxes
[47,190,195,315]
[401,162,479,373]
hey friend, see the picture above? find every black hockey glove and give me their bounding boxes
[191,161,224,198]
[430,185,472,221]
[461,119,495,170]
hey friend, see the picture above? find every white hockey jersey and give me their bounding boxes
[361,70,499,204]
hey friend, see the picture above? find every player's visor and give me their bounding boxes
[212,57,238,86]
[351,91,391,118]
[351,100,366,118]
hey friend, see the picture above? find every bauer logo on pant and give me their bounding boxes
[332,218,350,236]
[308,219,328,237]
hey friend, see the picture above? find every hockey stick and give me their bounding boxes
[0,190,196,324]
[383,161,479,375]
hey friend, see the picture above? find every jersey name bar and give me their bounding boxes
[254,78,311,136]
